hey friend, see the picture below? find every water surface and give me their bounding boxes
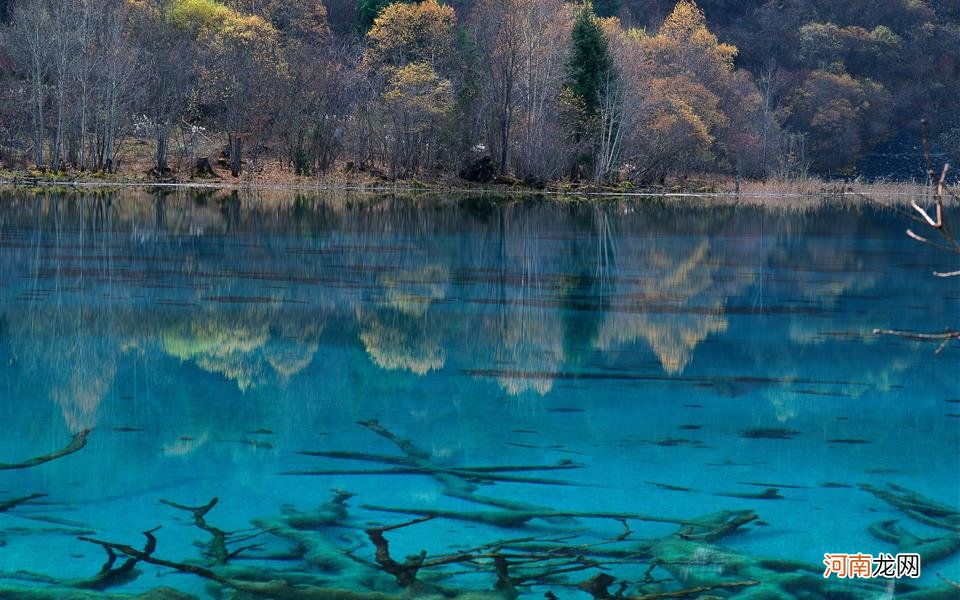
[0,189,958,598]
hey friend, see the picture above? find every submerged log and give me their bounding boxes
[295,420,588,520]
[362,504,696,530]
[0,429,91,471]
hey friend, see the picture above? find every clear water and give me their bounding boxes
[0,189,957,599]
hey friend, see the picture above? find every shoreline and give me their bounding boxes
[0,172,933,204]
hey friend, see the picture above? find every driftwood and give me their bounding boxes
[860,483,960,565]
[365,515,436,591]
[872,328,960,354]
[75,527,161,590]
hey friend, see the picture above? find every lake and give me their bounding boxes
[0,188,958,599]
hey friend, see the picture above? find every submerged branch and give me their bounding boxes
[873,328,960,354]
[0,493,48,513]
[0,429,91,470]
[74,526,160,590]
[160,497,231,565]
[365,516,436,590]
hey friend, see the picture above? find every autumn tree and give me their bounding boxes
[624,0,772,180]
[381,61,454,177]
[174,0,285,176]
[362,0,458,177]
[787,70,891,175]
[364,0,457,73]
[356,0,410,33]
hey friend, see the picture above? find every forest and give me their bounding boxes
[0,0,958,185]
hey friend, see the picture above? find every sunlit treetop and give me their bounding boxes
[167,0,235,30]
[650,0,737,73]
[364,0,457,71]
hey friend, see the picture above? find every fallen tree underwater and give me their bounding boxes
[1,424,959,599]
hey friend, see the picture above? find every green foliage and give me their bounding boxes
[566,1,614,118]
[357,0,411,33]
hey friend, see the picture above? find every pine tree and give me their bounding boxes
[566,1,613,118]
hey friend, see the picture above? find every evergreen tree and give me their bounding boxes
[566,1,614,118]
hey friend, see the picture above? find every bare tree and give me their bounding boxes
[512,0,575,181]
[873,120,960,351]
[471,0,524,175]
[132,1,192,174]
[9,0,50,168]
[48,0,80,171]
[275,35,359,175]
[593,69,626,183]
[91,0,139,172]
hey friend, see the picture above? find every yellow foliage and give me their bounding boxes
[168,0,279,46]
[377,265,450,317]
[357,308,446,375]
[365,0,456,70]
[645,0,736,78]
[382,61,454,123]
[167,0,235,31]
[593,240,734,374]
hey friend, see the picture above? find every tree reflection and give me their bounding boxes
[0,189,939,431]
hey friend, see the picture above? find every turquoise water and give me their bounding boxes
[0,189,958,599]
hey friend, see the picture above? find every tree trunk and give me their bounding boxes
[32,72,44,168]
[229,133,243,177]
[155,124,169,172]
